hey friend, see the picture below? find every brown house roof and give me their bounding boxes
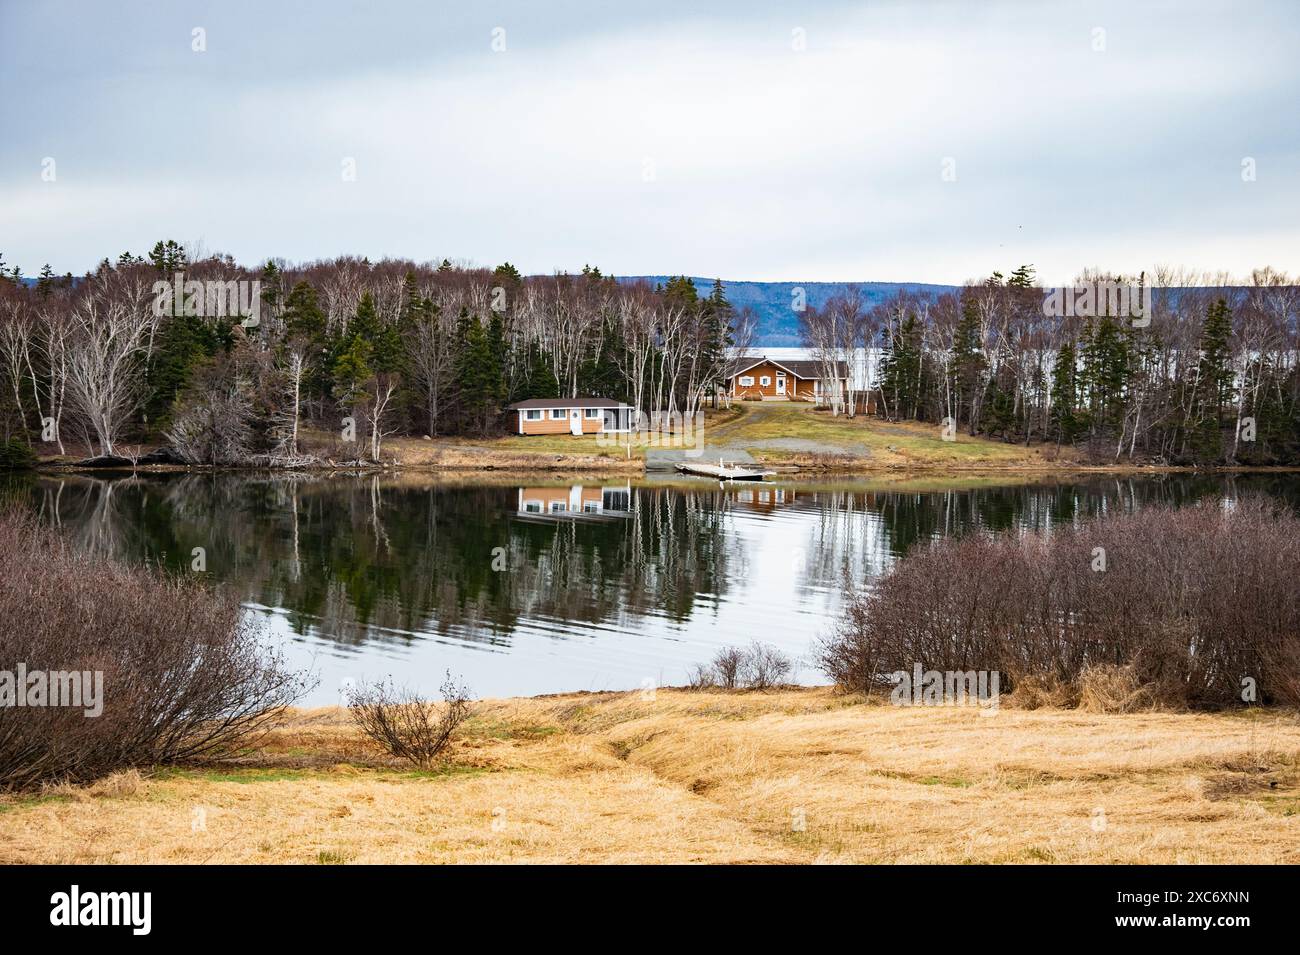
[508,397,634,410]
[726,356,848,380]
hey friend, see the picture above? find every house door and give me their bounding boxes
[570,410,583,435]
[776,374,787,395]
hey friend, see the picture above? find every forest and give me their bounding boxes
[800,265,1300,465]
[0,246,1296,466]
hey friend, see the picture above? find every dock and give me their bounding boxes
[674,461,775,482]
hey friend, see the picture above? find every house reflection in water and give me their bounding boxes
[730,486,795,512]
[514,484,633,522]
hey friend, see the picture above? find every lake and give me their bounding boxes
[11,470,1300,705]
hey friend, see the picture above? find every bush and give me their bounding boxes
[818,499,1300,709]
[689,641,794,691]
[346,672,472,768]
[0,438,35,470]
[0,511,310,790]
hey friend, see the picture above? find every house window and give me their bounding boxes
[584,408,601,419]
[525,409,542,420]
[550,408,567,420]
[549,502,567,513]
[760,376,771,386]
[524,500,542,513]
[583,502,601,513]
[739,376,754,386]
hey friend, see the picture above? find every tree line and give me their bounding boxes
[0,244,747,463]
[798,265,1300,465]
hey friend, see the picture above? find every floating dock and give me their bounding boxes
[675,462,775,482]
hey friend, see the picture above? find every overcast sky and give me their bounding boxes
[2,0,1297,284]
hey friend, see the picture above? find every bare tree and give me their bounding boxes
[63,277,155,457]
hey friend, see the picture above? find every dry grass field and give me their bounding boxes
[2,687,1298,864]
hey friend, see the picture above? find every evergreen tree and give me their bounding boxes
[452,310,495,434]
[1191,298,1234,460]
[148,239,187,275]
[1050,340,1080,444]
[951,297,986,432]
[521,348,560,399]
[36,264,55,298]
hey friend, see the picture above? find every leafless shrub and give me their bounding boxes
[0,511,311,791]
[741,642,794,689]
[166,367,256,465]
[690,642,794,691]
[346,672,472,768]
[819,499,1300,709]
[711,646,746,689]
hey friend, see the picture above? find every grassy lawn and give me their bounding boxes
[714,402,1076,467]
[2,688,1296,864]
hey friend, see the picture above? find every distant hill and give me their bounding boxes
[623,277,958,346]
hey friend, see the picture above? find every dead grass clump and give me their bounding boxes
[1076,665,1158,713]
[1006,673,1076,710]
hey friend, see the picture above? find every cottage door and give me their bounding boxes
[570,410,583,435]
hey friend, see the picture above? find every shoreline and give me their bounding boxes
[32,457,1300,478]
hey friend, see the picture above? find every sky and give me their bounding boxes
[2,0,1298,285]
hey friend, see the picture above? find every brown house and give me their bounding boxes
[508,398,636,436]
[724,356,850,403]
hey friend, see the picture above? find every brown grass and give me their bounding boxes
[3,687,1298,864]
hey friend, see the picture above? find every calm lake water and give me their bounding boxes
[11,470,1300,705]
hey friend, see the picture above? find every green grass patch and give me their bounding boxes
[465,716,563,741]
[151,767,313,784]
[0,793,74,814]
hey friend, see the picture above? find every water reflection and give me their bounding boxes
[7,470,1298,702]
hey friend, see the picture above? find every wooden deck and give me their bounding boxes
[674,462,774,481]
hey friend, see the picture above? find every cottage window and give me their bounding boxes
[760,376,771,386]
[584,408,601,419]
[583,502,601,513]
[550,408,567,420]
[524,409,542,420]
[550,502,567,513]
[524,501,542,513]
[739,375,754,386]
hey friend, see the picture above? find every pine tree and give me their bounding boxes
[1050,340,1080,444]
[522,348,560,399]
[452,310,495,434]
[331,336,373,409]
[951,297,986,431]
[700,279,734,408]
[1191,298,1234,461]
[148,239,187,275]
[36,264,55,298]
